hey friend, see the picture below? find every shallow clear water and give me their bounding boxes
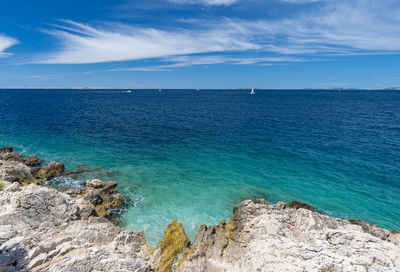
[1,89,399,246]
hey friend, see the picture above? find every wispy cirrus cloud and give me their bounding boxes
[35,0,400,66]
[37,19,258,64]
[110,55,303,71]
[0,34,17,56]
[168,0,239,6]
[280,0,322,3]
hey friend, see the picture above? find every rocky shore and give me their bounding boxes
[1,147,399,271]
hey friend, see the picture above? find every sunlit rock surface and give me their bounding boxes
[0,183,151,272]
[175,199,400,272]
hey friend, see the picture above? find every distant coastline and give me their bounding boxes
[0,87,399,90]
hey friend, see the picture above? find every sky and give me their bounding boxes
[0,0,400,89]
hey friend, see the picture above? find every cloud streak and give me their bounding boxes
[110,55,303,71]
[36,0,400,65]
[0,35,17,56]
[168,0,239,6]
[38,19,257,64]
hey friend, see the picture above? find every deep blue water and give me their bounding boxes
[1,89,399,246]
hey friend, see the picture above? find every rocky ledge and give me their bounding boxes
[173,199,400,272]
[0,147,126,220]
[1,147,400,271]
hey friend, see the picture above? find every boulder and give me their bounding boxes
[23,155,41,166]
[80,179,126,219]
[274,201,286,209]
[0,160,38,185]
[0,148,61,185]
[0,146,25,163]
[34,162,65,182]
[86,179,104,189]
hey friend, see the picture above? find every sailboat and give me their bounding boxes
[158,88,162,92]
[250,88,255,95]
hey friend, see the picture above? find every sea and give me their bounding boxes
[0,89,399,246]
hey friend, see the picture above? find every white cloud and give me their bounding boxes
[38,20,258,64]
[0,35,17,56]
[168,0,239,6]
[37,0,400,65]
[111,55,303,71]
[280,0,322,3]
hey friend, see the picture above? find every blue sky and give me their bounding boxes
[0,0,400,88]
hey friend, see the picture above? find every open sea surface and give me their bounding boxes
[1,89,399,246]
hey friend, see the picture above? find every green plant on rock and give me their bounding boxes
[0,182,4,191]
[320,264,336,272]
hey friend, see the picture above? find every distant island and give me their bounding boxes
[385,87,400,90]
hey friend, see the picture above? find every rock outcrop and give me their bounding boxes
[0,147,127,221]
[151,219,190,272]
[65,179,129,219]
[0,160,38,185]
[33,161,65,182]
[0,147,40,166]
[175,199,400,272]
[0,147,63,185]
[0,183,151,272]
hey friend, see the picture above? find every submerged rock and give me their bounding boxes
[63,165,113,179]
[63,165,93,176]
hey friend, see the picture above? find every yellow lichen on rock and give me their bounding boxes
[76,180,127,220]
[94,191,124,218]
[152,219,190,272]
[225,216,237,242]
[33,161,65,183]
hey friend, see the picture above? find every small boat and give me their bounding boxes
[158,88,162,92]
[250,88,255,95]
[196,89,200,91]
[126,90,132,93]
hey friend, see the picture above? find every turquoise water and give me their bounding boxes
[1,89,399,246]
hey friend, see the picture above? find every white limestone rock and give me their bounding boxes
[177,199,400,272]
[0,184,151,272]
